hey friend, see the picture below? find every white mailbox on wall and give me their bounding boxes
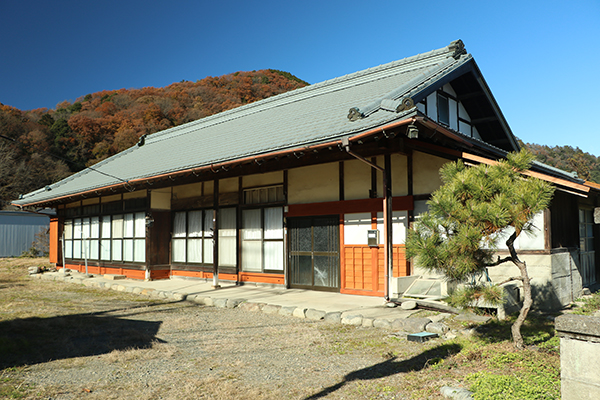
[367,229,379,247]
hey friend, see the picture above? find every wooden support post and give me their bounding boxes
[212,179,220,288]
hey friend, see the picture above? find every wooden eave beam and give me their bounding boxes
[462,152,591,195]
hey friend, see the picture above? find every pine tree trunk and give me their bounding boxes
[506,232,531,350]
[510,259,532,350]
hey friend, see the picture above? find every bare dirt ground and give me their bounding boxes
[1,258,560,399]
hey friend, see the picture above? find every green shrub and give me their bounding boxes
[468,369,559,399]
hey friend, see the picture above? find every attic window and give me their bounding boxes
[437,93,450,126]
[243,185,285,205]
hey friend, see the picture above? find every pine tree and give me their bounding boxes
[406,149,555,349]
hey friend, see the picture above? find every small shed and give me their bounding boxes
[0,210,50,257]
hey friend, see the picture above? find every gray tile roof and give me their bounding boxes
[13,41,485,206]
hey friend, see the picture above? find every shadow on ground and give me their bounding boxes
[305,343,462,399]
[0,307,164,369]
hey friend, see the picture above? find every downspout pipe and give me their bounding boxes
[341,138,393,301]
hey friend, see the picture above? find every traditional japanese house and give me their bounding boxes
[13,40,599,309]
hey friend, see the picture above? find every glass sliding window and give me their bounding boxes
[242,209,262,272]
[100,216,111,261]
[187,210,203,263]
[89,216,100,260]
[437,93,450,126]
[133,212,146,263]
[218,208,237,267]
[241,207,284,272]
[243,185,285,205]
[172,212,187,263]
[73,218,82,259]
[172,209,213,264]
[263,207,284,271]
[64,219,73,259]
[123,213,134,262]
[112,215,123,261]
[204,211,214,264]
[63,212,146,264]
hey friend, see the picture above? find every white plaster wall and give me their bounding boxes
[344,212,372,245]
[219,177,238,193]
[288,162,339,204]
[391,153,409,196]
[123,190,146,199]
[377,211,408,245]
[489,212,546,251]
[412,151,447,195]
[344,160,371,201]
[459,121,472,137]
[82,198,100,206]
[172,182,202,199]
[449,98,458,130]
[242,171,283,188]
[150,188,171,210]
[442,83,457,97]
[426,92,437,120]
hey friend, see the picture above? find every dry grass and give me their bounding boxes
[0,257,562,399]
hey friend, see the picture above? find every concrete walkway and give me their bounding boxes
[31,270,431,328]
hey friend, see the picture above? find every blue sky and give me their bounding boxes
[1,1,599,155]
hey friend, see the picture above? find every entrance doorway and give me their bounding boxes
[288,215,340,291]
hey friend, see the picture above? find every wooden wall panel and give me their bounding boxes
[49,217,59,264]
[343,245,407,295]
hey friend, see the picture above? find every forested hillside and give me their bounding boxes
[2,68,599,210]
[0,70,308,208]
[524,142,600,183]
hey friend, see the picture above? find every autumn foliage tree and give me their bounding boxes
[406,150,555,349]
[0,70,308,208]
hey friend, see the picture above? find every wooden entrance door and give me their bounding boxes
[288,216,340,291]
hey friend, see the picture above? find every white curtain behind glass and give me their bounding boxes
[242,209,262,271]
[219,208,237,266]
[264,207,283,239]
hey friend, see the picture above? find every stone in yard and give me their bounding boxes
[426,322,450,335]
[324,312,342,324]
[292,307,307,319]
[279,306,297,317]
[373,319,392,329]
[172,293,187,301]
[213,298,228,308]
[28,266,41,275]
[393,317,432,333]
[362,317,374,327]
[226,298,242,308]
[341,315,363,326]
[262,304,281,314]
[455,312,492,324]
[440,386,474,399]
[203,297,214,307]
[305,309,326,320]
[400,300,417,310]
[238,302,264,312]
[429,313,452,323]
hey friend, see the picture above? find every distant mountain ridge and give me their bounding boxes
[1,69,599,209]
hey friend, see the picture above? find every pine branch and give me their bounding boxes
[486,256,513,267]
[497,276,524,285]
